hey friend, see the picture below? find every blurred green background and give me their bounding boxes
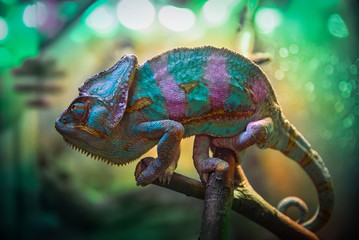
[0,0,358,239]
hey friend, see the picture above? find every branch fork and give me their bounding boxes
[138,148,319,240]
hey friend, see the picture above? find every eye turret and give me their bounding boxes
[70,102,87,121]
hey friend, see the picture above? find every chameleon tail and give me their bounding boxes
[277,196,309,224]
[275,119,334,232]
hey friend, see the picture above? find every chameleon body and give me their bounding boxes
[55,46,334,232]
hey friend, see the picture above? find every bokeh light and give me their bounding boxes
[327,13,349,38]
[116,0,155,30]
[158,6,196,32]
[0,17,9,41]
[85,5,117,35]
[289,44,299,54]
[254,7,282,34]
[202,0,229,25]
[279,47,289,58]
[23,2,48,28]
[70,24,91,43]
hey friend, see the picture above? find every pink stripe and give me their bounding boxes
[204,55,230,110]
[251,79,267,104]
[150,57,186,120]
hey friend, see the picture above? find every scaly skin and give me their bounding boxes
[55,46,334,232]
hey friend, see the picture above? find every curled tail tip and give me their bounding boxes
[277,196,308,224]
[276,119,334,231]
[278,195,334,231]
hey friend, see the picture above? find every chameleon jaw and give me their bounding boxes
[63,138,130,167]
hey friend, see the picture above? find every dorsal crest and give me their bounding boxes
[79,54,138,128]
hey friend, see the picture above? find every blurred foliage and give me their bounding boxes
[0,0,358,239]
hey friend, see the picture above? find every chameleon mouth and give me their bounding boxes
[63,138,129,166]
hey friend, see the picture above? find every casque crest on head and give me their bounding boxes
[78,54,138,128]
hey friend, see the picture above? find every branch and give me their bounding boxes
[199,148,235,240]
[152,166,319,240]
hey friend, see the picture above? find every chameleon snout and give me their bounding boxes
[54,114,70,133]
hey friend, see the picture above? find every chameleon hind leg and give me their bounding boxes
[194,118,274,186]
[193,135,229,184]
[193,135,246,185]
[134,120,184,186]
[211,117,274,151]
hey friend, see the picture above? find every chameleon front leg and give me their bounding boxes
[211,117,274,151]
[159,145,180,184]
[134,120,184,186]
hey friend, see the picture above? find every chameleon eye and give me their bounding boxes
[70,102,86,120]
[71,102,84,110]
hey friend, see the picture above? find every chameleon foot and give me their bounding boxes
[135,157,175,186]
[196,157,229,185]
[135,157,157,186]
[135,156,177,186]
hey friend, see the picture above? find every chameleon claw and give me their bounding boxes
[158,172,173,185]
[158,166,175,185]
[134,161,143,179]
[158,175,166,185]
[158,175,164,185]
[201,173,209,184]
[166,176,172,185]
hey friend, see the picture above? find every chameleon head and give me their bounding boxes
[55,96,111,154]
[55,54,138,162]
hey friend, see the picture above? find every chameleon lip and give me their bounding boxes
[54,120,63,133]
[74,125,109,138]
[54,121,108,139]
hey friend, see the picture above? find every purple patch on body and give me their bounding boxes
[251,79,267,104]
[204,55,230,110]
[150,57,187,120]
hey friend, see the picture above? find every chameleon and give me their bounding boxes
[55,46,334,232]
